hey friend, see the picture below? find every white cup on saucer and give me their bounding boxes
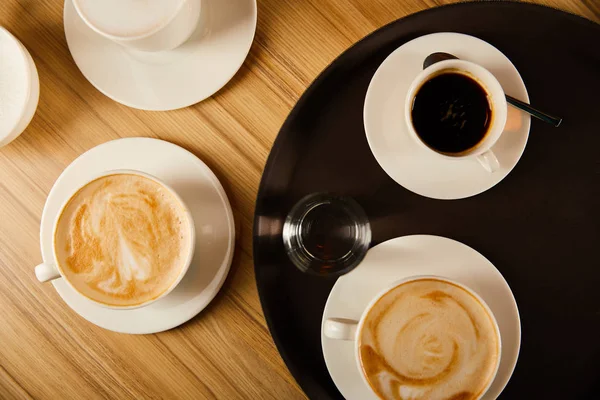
[72,0,202,52]
[405,59,508,173]
[324,274,502,400]
[34,169,196,310]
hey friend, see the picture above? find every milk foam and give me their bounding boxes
[74,0,184,38]
[0,29,29,136]
[359,279,499,400]
[54,174,191,307]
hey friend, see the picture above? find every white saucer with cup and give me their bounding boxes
[324,275,501,400]
[364,32,531,200]
[37,138,235,334]
[321,235,521,400]
[0,27,40,148]
[64,0,257,110]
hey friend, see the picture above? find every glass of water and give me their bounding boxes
[282,193,371,277]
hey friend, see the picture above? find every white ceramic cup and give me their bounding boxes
[34,169,196,310]
[72,0,202,52]
[0,27,40,148]
[324,275,502,400]
[405,59,508,173]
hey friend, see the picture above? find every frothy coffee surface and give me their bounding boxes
[359,279,500,400]
[54,174,191,307]
[74,0,184,38]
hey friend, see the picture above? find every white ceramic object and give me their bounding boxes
[405,59,508,173]
[0,27,40,148]
[364,32,531,200]
[39,138,235,334]
[63,0,257,110]
[324,274,502,400]
[35,169,197,310]
[73,0,202,52]
[322,235,521,400]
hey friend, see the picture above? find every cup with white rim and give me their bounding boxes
[405,59,508,173]
[35,169,196,310]
[324,275,502,400]
[72,0,202,52]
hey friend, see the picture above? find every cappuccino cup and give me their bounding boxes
[35,170,195,309]
[324,276,501,400]
[405,60,508,173]
[72,0,202,52]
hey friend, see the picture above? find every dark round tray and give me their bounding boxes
[253,2,600,399]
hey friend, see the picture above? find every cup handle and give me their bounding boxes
[35,263,60,282]
[324,318,359,340]
[476,149,500,173]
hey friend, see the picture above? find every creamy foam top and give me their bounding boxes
[359,279,500,400]
[74,0,184,38]
[54,174,191,307]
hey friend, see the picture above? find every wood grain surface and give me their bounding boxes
[0,1,597,399]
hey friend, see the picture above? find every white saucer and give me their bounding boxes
[364,33,531,200]
[322,235,521,400]
[40,138,235,334]
[63,0,257,110]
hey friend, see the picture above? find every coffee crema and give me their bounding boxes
[358,279,500,400]
[54,174,191,307]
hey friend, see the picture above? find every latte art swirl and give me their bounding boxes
[54,174,191,307]
[359,279,500,400]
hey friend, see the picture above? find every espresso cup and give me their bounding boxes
[72,0,202,52]
[35,169,196,310]
[324,275,501,400]
[405,59,508,173]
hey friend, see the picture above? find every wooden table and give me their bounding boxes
[0,1,597,399]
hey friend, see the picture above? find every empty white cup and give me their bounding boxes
[72,0,202,52]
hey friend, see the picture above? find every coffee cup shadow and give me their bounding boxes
[151,177,235,308]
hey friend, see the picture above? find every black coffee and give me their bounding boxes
[410,71,492,154]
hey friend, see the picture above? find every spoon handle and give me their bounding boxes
[506,95,562,127]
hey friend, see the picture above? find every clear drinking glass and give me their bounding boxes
[282,193,371,277]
